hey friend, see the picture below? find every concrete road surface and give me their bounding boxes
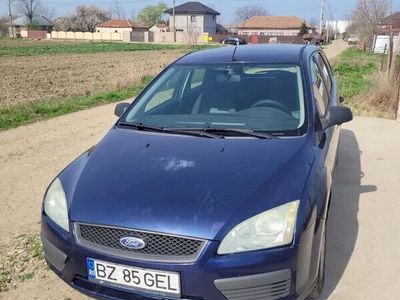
[320,117,400,300]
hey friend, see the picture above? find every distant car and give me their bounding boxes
[41,44,353,300]
[348,35,360,45]
[220,36,247,45]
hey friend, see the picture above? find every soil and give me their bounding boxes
[0,50,185,108]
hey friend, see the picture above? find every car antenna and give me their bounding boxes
[232,43,239,61]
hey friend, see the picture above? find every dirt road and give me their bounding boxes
[6,40,394,300]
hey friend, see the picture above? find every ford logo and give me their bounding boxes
[119,236,146,250]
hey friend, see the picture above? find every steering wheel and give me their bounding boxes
[250,99,292,115]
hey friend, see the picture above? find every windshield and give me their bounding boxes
[122,63,306,135]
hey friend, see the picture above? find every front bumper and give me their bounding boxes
[41,215,307,300]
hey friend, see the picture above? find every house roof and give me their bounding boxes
[152,23,168,28]
[97,19,148,29]
[165,1,220,16]
[238,16,306,30]
[12,15,53,27]
[382,11,400,26]
[384,12,400,21]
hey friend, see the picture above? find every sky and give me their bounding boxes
[1,0,400,24]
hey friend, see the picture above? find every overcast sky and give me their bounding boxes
[1,0,400,24]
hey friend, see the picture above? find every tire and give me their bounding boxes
[308,228,326,298]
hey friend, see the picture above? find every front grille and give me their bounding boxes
[75,223,206,262]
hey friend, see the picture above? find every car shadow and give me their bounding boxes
[318,129,377,299]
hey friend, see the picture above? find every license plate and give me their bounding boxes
[86,258,181,297]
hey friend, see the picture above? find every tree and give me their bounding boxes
[299,22,308,35]
[350,0,392,50]
[136,2,167,27]
[112,0,125,19]
[54,5,111,32]
[75,5,111,32]
[234,4,270,24]
[0,15,9,36]
[14,0,42,26]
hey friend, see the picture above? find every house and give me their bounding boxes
[379,12,400,33]
[11,15,53,37]
[96,19,148,34]
[149,23,168,33]
[164,1,220,34]
[237,16,311,36]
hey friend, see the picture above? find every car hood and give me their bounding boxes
[65,128,315,241]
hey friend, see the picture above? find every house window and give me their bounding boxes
[259,32,265,36]
[243,32,249,35]
[213,15,216,21]
[115,30,118,33]
[191,15,197,22]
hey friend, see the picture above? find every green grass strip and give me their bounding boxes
[0,41,213,57]
[0,76,153,131]
[333,48,380,99]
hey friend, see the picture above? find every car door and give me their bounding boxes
[310,51,339,218]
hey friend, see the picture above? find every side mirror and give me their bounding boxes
[322,106,353,130]
[114,102,130,117]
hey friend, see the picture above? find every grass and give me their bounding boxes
[333,48,399,119]
[0,40,211,57]
[334,48,380,98]
[0,76,153,131]
[0,235,46,292]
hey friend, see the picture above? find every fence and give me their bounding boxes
[208,34,305,45]
[123,31,209,45]
[51,31,123,41]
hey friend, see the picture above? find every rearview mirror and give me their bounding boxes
[114,103,130,117]
[322,106,353,130]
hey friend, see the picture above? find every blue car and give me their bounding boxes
[41,44,353,300]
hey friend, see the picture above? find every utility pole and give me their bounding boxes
[173,0,176,43]
[319,0,325,36]
[7,0,15,38]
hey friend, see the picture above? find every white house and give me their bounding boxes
[149,23,168,33]
[164,1,220,34]
[96,20,148,34]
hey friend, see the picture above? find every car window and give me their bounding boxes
[124,64,307,135]
[315,53,332,94]
[190,68,206,89]
[310,58,329,115]
[144,69,182,112]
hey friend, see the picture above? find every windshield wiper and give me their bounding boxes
[118,122,223,139]
[201,128,277,139]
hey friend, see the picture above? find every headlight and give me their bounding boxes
[44,177,69,232]
[218,200,300,254]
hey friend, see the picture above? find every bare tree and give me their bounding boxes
[234,4,270,24]
[112,0,125,19]
[350,0,392,50]
[14,0,42,26]
[0,15,10,36]
[54,5,111,32]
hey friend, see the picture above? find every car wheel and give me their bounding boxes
[308,228,326,298]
